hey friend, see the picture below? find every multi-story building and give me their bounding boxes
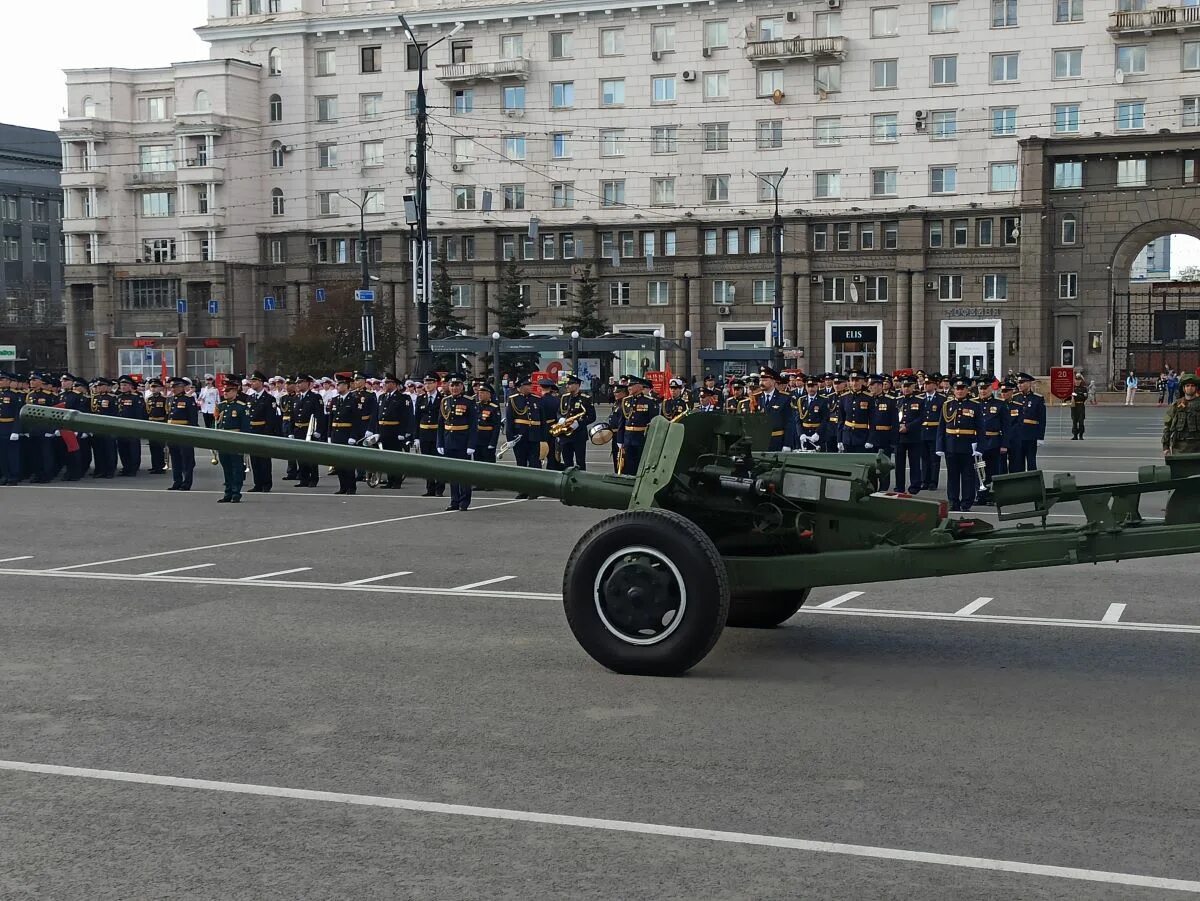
[0,123,65,372]
[61,0,1200,382]
[1130,235,1171,282]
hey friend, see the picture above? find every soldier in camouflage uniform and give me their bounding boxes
[1163,373,1200,456]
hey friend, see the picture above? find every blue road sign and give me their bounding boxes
[315,288,326,302]
[208,300,219,315]
[354,289,375,302]
[263,296,276,311]
[176,298,187,314]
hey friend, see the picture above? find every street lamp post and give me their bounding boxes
[570,331,580,377]
[770,167,789,373]
[398,16,464,377]
[683,330,693,385]
[491,331,502,399]
[338,189,376,373]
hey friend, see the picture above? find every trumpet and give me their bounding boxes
[973,453,988,491]
[497,435,522,459]
[549,411,586,438]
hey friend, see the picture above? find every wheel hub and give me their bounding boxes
[594,548,687,645]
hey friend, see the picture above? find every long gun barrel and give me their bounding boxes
[20,405,634,510]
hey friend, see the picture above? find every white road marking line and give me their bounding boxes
[1103,603,1127,624]
[450,575,516,591]
[240,567,311,582]
[18,485,470,500]
[0,760,1196,893]
[955,597,993,616]
[140,563,215,577]
[342,570,413,586]
[47,500,527,571]
[817,591,863,609]
[804,606,1200,635]
[0,556,34,564]
[1043,470,1138,476]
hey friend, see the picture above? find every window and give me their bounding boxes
[406,92,418,116]
[547,283,570,308]
[815,11,841,37]
[652,23,675,52]
[140,192,175,217]
[502,234,517,261]
[725,229,741,254]
[81,96,96,118]
[193,90,212,113]
[860,226,876,250]
[757,120,783,149]
[609,282,631,306]
[601,180,625,207]
[315,48,336,76]
[758,17,784,40]
[1001,217,1020,245]
[360,45,382,74]
[812,224,828,251]
[502,184,525,211]
[120,279,180,310]
[931,55,957,86]
[550,32,573,59]
[139,96,170,121]
[938,275,963,301]
[1116,45,1146,75]
[31,199,48,222]
[1117,158,1147,187]
[747,228,762,254]
[652,178,675,205]
[1053,160,1083,189]
[815,117,841,146]
[1061,214,1077,245]
[500,33,523,58]
[758,173,783,202]
[872,168,898,197]
[1054,48,1082,79]
[451,285,473,309]
[872,113,898,143]
[835,223,852,251]
[1055,0,1083,23]
[991,107,1017,136]
[651,126,677,154]
[814,171,841,199]
[503,86,525,111]
[930,166,957,194]
[454,186,476,210]
[1054,103,1079,133]
[1116,100,1145,130]
[990,162,1018,192]
[551,132,571,159]
[316,96,337,122]
[503,135,526,160]
[1185,42,1200,71]
[931,110,957,139]
[647,282,671,306]
[872,59,898,89]
[822,278,847,303]
[752,280,776,305]
[928,221,944,248]
[549,81,575,110]
[453,90,474,115]
[984,274,1009,301]
[991,0,1017,28]
[317,143,337,168]
[991,53,1019,83]
[600,79,625,106]
[884,221,899,249]
[450,137,473,165]
[1058,272,1078,299]
[139,145,174,172]
[600,129,624,157]
[552,183,575,209]
[930,2,958,31]
[865,276,889,302]
[815,64,841,93]
[269,239,284,264]
[270,188,285,216]
[1184,97,1200,127]
[230,0,241,13]
[317,192,338,216]
[704,20,728,50]
[140,238,177,264]
[652,76,676,103]
[703,122,730,151]
[977,219,994,246]
[872,7,899,37]
[712,280,735,304]
[600,27,624,56]
[359,93,382,121]
[703,229,719,255]
[704,71,729,100]
[757,69,784,98]
[451,41,473,64]
[704,175,730,203]
[951,219,969,247]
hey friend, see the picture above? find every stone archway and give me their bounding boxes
[1109,218,1200,287]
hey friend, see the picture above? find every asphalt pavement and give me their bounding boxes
[1,405,1198,899]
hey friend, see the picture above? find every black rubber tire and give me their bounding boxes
[563,509,729,676]
[726,589,811,628]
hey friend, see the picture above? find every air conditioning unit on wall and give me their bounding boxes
[717,305,732,316]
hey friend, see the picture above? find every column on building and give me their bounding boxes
[894,269,911,370]
[909,272,926,369]
[795,271,812,374]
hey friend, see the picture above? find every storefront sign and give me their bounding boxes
[132,338,157,348]
[945,307,1002,319]
[830,326,877,343]
[203,339,221,348]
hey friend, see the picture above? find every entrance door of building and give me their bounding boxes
[840,352,868,373]
[954,342,988,378]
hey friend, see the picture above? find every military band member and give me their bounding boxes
[165,376,199,491]
[506,377,543,497]
[608,383,628,473]
[920,374,945,490]
[538,379,564,472]
[0,371,20,486]
[473,383,502,465]
[88,378,119,478]
[352,371,379,482]
[795,377,829,450]
[245,371,280,492]
[936,376,983,513]
[558,375,595,470]
[417,373,446,497]
[58,375,90,481]
[1009,372,1046,473]
[438,375,477,511]
[377,374,413,489]
[824,374,847,452]
[839,370,872,452]
[214,377,251,502]
[326,375,362,496]
[290,374,325,488]
[279,377,299,481]
[619,376,659,475]
[143,379,169,475]
[114,375,147,477]
[972,378,1007,504]
[866,374,897,489]
[22,372,58,483]
[661,378,691,422]
[894,377,925,493]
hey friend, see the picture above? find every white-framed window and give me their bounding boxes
[712,280,735,304]
[652,76,676,103]
[758,16,784,40]
[268,48,282,75]
[269,239,284,264]
[1058,272,1078,299]
[872,7,899,37]
[600,78,625,106]
[451,137,473,165]
[316,48,336,76]
[652,126,677,154]
[1116,100,1146,130]
[757,173,783,203]
[502,184,525,210]
[704,175,730,204]
[978,218,994,246]
[992,107,1017,136]
[990,52,1019,83]
[140,192,175,218]
[703,229,719,255]
[551,183,575,209]
[139,145,174,172]
[930,166,957,194]
[812,224,828,252]
[865,276,889,302]
[757,119,783,149]
[931,55,957,86]
[836,223,852,251]
[703,71,729,100]
[551,133,571,159]
[1053,160,1083,189]
[551,81,575,109]
[600,129,624,157]
[872,168,898,197]
[704,20,728,50]
[453,89,474,115]
[503,85,525,111]
[747,227,762,253]
[601,180,625,207]
[757,69,784,97]
[931,110,957,139]
[451,284,473,308]
[652,178,675,205]
[1061,214,1077,245]
[316,95,337,121]
[550,31,574,59]
[1116,45,1146,75]
[1184,97,1200,127]
[814,171,841,199]
[360,93,382,120]
[453,186,476,210]
[928,221,944,248]
[815,64,841,93]
[872,59,898,89]
[1054,103,1080,133]
[872,113,898,143]
[860,225,876,250]
[703,122,730,151]
[752,279,776,305]
[1117,158,1147,187]
[600,27,624,56]
[503,134,526,160]
[652,23,676,52]
[1185,42,1200,72]
[1001,216,1020,246]
[990,162,1018,192]
[609,281,631,306]
[562,232,577,258]
[991,0,1017,28]
[270,188,284,216]
[822,277,847,303]
[1055,0,1083,23]
[647,281,671,306]
[500,33,523,59]
[1054,48,1083,79]
[815,10,841,37]
[317,191,338,216]
[815,117,840,146]
[547,283,570,307]
[317,143,337,168]
[930,2,958,32]
[363,190,385,215]
[984,274,1008,301]
[938,275,963,301]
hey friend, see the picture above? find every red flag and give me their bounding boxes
[161,355,169,381]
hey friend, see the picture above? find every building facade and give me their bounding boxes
[61,0,1200,382]
[0,123,65,372]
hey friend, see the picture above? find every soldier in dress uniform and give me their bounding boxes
[88,378,119,478]
[505,377,543,496]
[824,374,847,452]
[1068,373,1088,440]
[0,371,20,486]
[1163,373,1200,455]
[607,383,627,473]
[114,375,147,477]
[22,372,58,483]
[695,386,721,412]
[754,366,795,452]
[866,374,897,489]
[473,383,501,465]
[279,377,298,481]
[724,379,746,413]
[377,374,413,489]
[246,371,281,492]
[291,374,325,488]
[215,377,251,502]
[973,377,1008,505]
[661,378,690,422]
[144,379,169,474]
[996,381,1017,476]
[62,376,92,479]
[438,375,478,511]
[618,376,659,475]
[352,371,380,482]
[894,377,925,494]
[166,376,199,491]
[936,376,983,513]
[538,379,564,472]
[326,375,362,496]
[558,375,595,470]
[920,373,945,490]
[795,376,829,450]
[839,370,872,453]
[739,374,763,413]
[700,374,719,406]
[1009,372,1047,473]
[417,373,446,497]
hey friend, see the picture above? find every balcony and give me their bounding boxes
[1109,4,1200,34]
[61,216,110,234]
[178,211,226,231]
[437,57,530,84]
[61,169,107,189]
[176,161,226,184]
[745,36,846,64]
[58,116,108,140]
[175,112,232,135]
[125,170,176,188]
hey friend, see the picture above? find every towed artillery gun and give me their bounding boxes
[21,404,1200,676]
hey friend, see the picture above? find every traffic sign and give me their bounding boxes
[354,289,375,302]
[176,298,187,314]
[315,288,326,302]
[263,296,276,311]
[208,300,219,315]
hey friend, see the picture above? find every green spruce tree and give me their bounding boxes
[562,265,607,337]
[489,259,539,377]
[429,258,467,372]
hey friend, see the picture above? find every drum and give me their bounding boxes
[588,423,614,445]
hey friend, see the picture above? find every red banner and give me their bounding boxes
[1049,367,1075,400]
[645,370,669,397]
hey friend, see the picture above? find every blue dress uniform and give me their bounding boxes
[473,386,501,465]
[0,372,21,485]
[114,377,147,476]
[438,380,478,511]
[920,383,945,490]
[62,380,92,478]
[894,383,925,494]
[165,380,199,490]
[538,382,564,472]
[825,380,847,451]
[753,367,796,452]
[505,382,544,488]
[607,389,627,473]
[377,376,414,489]
[247,375,281,492]
[1009,375,1047,473]
[619,381,660,475]
[22,375,59,483]
[328,382,363,496]
[290,378,326,488]
[866,377,897,490]
[974,386,1008,503]
[215,383,252,502]
[89,382,119,478]
[936,378,983,512]
[558,379,596,470]
[795,384,830,450]
[417,380,446,497]
[839,385,872,452]
[353,375,379,482]
[145,382,169,474]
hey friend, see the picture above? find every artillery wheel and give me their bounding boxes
[726,589,811,629]
[563,509,729,676]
